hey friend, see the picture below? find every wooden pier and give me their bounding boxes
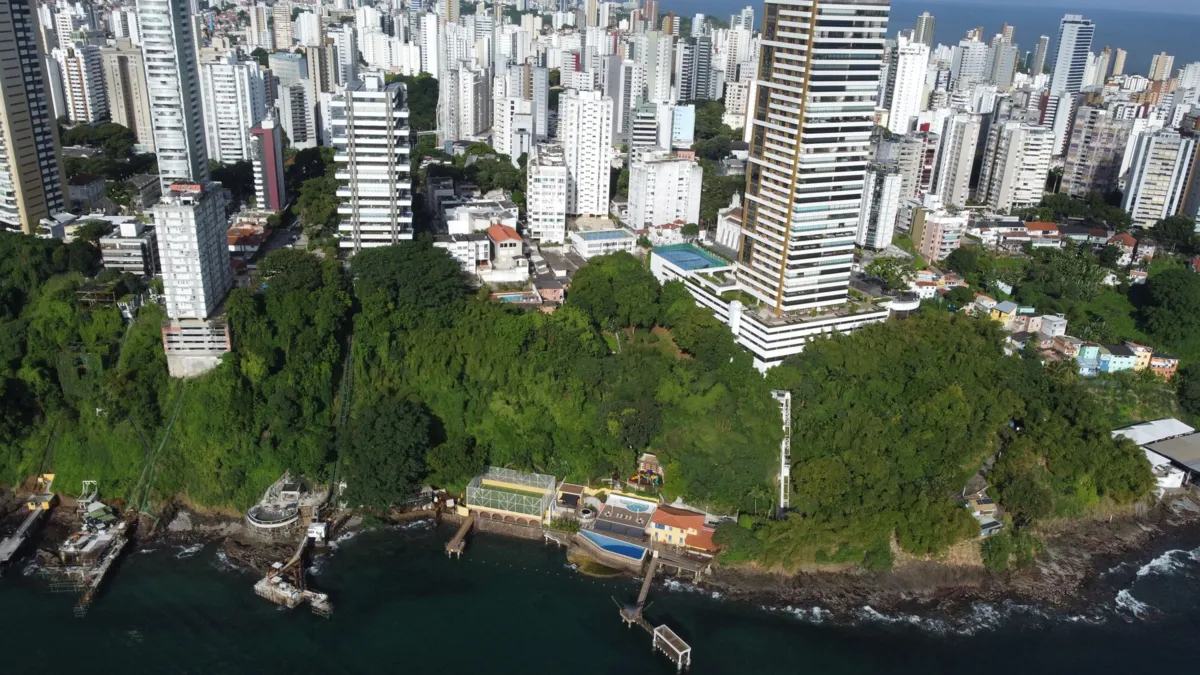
[445,512,475,558]
[617,552,692,671]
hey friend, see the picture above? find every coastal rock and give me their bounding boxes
[167,511,194,533]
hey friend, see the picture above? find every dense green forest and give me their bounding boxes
[0,233,1154,570]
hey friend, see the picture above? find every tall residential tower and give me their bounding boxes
[138,0,209,189]
[0,0,67,232]
[737,0,890,315]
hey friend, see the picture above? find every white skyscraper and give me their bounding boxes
[153,183,232,321]
[332,73,413,252]
[950,38,989,91]
[153,182,234,377]
[328,24,358,87]
[138,0,210,190]
[559,89,613,216]
[56,43,108,123]
[976,121,1054,213]
[628,148,703,228]
[247,4,273,49]
[1045,14,1094,153]
[636,30,674,104]
[526,142,568,243]
[295,11,321,47]
[886,36,928,134]
[110,8,140,44]
[931,112,982,207]
[199,52,268,164]
[738,0,886,315]
[856,164,903,250]
[1122,129,1197,228]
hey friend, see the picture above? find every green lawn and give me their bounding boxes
[893,234,927,268]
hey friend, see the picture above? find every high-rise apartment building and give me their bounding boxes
[1148,52,1174,82]
[56,43,107,123]
[931,112,981,207]
[101,38,153,150]
[0,0,67,232]
[976,121,1053,213]
[628,148,701,228]
[139,0,209,190]
[277,80,316,150]
[295,11,321,47]
[199,52,268,164]
[1062,105,1133,197]
[729,5,753,30]
[856,163,903,250]
[676,36,712,102]
[1045,14,1094,153]
[636,30,674,104]
[272,0,292,49]
[153,182,232,320]
[249,116,286,212]
[1122,129,1197,228]
[526,141,568,243]
[247,4,272,49]
[110,8,139,44]
[914,12,935,48]
[737,0,888,315]
[885,35,928,134]
[950,38,989,91]
[558,89,613,216]
[1031,36,1050,76]
[331,73,413,252]
[1112,48,1127,77]
[153,182,234,377]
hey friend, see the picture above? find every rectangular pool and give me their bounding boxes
[579,530,647,562]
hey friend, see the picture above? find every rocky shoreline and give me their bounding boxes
[5,486,1200,627]
[703,494,1200,621]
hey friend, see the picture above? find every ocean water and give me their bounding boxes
[665,0,1200,70]
[2,523,1199,675]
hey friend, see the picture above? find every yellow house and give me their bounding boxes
[1125,342,1153,371]
[648,505,716,553]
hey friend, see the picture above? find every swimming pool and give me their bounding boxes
[579,530,647,562]
[496,294,529,303]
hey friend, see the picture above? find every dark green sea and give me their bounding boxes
[2,522,1198,674]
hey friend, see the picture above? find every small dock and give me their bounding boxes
[0,474,56,566]
[445,512,475,558]
[617,552,692,671]
[73,517,133,618]
[253,536,332,617]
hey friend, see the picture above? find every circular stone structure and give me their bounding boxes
[246,503,300,530]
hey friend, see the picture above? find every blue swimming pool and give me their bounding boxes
[579,530,647,562]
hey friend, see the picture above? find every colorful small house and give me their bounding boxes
[649,505,717,554]
[1151,353,1179,380]
[1125,342,1154,371]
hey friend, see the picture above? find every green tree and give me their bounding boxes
[427,436,486,489]
[342,399,431,509]
[1177,366,1200,418]
[864,257,915,291]
[351,238,469,329]
[1153,214,1197,252]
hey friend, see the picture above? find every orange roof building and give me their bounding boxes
[649,504,717,553]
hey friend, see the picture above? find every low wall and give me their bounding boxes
[476,516,544,541]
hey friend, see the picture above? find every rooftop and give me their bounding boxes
[1146,434,1200,474]
[576,229,634,242]
[487,223,521,243]
[654,244,732,271]
[1113,418,1196,446]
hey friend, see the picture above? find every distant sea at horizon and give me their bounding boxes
[663,0,1200,73]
